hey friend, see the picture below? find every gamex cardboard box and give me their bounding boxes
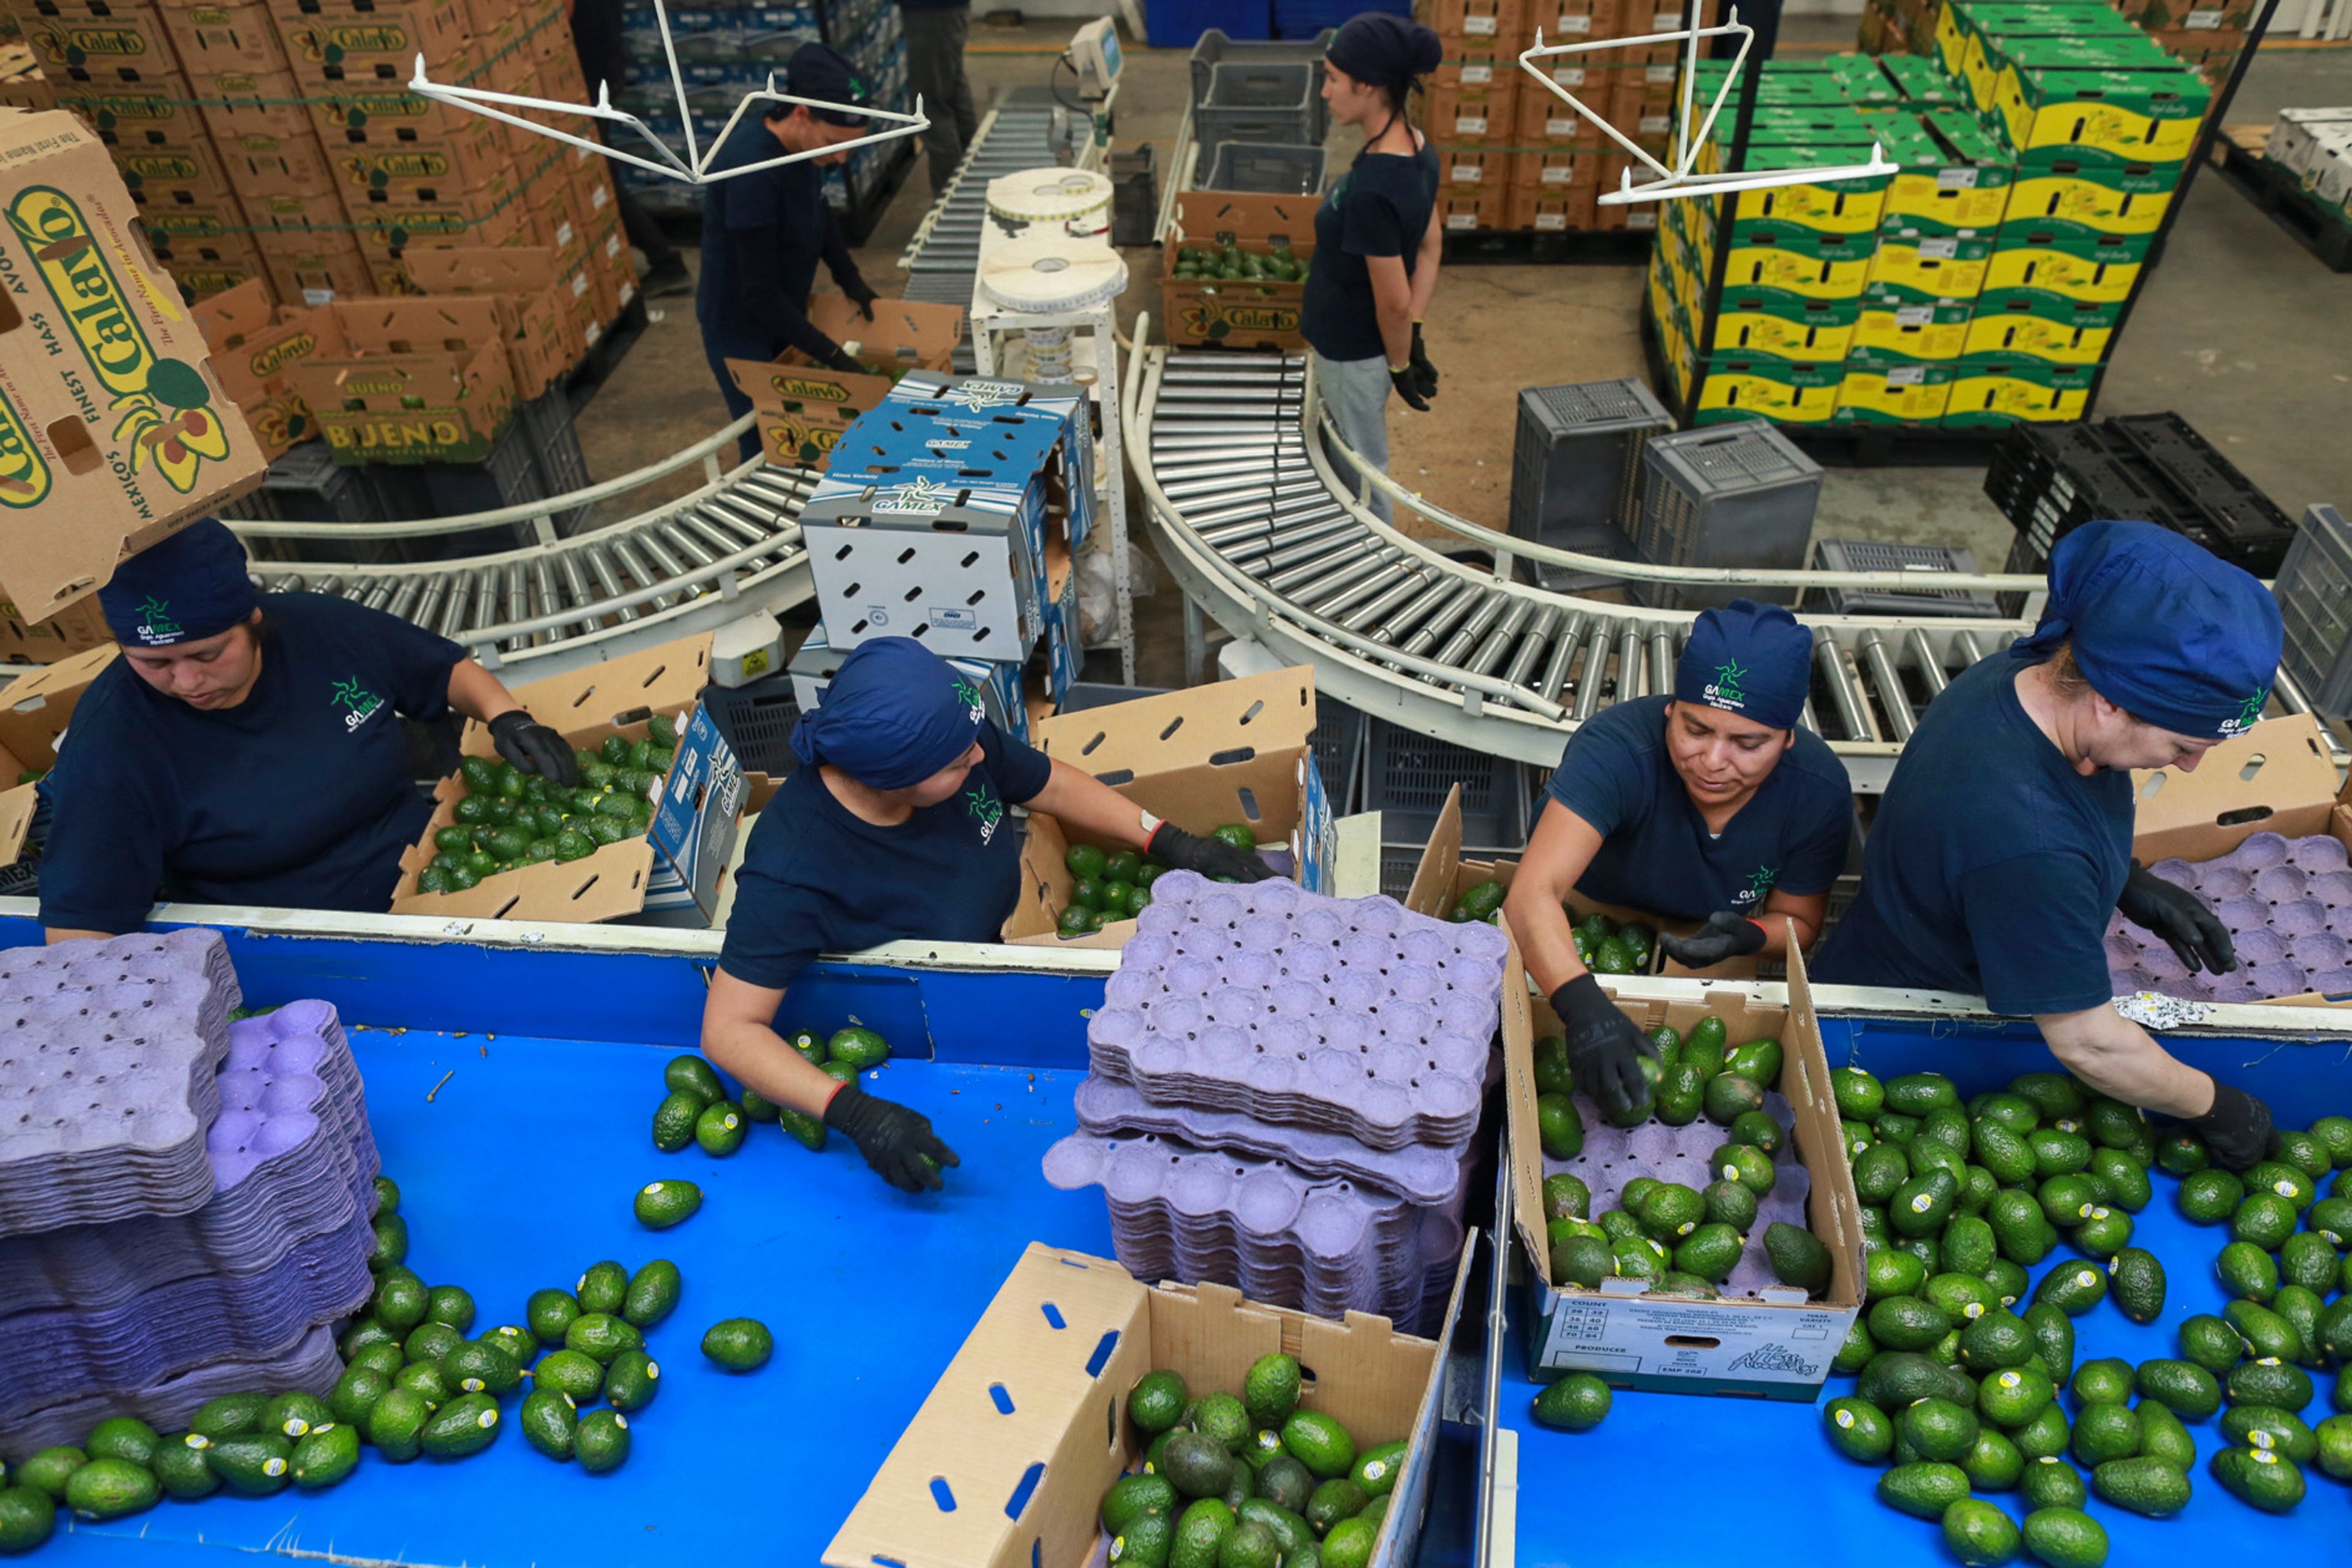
[0,108,267,631]
[1001,666,1336,951]
[825,1242,1469,1568]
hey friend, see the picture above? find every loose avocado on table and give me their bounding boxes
[700,1316,774,1372]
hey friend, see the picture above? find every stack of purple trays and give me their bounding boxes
[2105,832,2352,1005]
[0,933,378,1455]
[1046,872,1506,1333]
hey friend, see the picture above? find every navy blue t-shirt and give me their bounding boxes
[40,594,462,932]
[1300,142,1441,364]
[1812,658,2131,1015]
[718,720,1054,990]
[696,117,826,334]
[1543,696,1853,921]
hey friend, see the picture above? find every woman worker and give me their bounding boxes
[1504,601,1855,1114]
[698,41,886,462]
[38,519,578,940]
[1299,13,1445,524]
[700,639,1273,1193]
[1812,520,2279,1170]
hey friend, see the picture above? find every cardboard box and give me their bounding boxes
[1980,224,2147,300]
[192,278,328,459]
[1514,86,1600,149]
[1961,288,2120,363]
[393,633,762,927]
[401,246,579,400]
[1515,147,1597,188]
[115,138,239,216]
[208,117,337,200]
[322,114,512,200]
[1709,288,1861,361]
[1510,183,1600,231]
[0,642,120,882]
[1162,191,1316,352]
[53,85,209,153]
[162,2,288,75]
[273,0,473,94]
[0,597,113,662]
[287,297,516,464]
[2005,156,2180,235]
[1692,356,1844,424]
[826,1242,1464,1568]
[1439,189,1507,232]
[1835,358,1956,424]
[1853,291,1973,360]
[0,108,267,626]
[1435,145,1507,188]
[255,232,374,310]
[1434,47,1513,90]
[18,4,183,89]
[723,295,964,470]
[1940,358,2094,424]
[1002,666,1336,950]
[1995,59,2211,162]
[1427,80,1519,143]
[1419,0,1526,39]
[1525,0,1624,38]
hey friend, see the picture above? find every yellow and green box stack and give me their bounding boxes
[1646,1,2208,431]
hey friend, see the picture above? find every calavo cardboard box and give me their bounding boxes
[401,246,582,401]
[391,633,766,927]
[1003,666,1336,951]
[288,297,518,464]
[193,279,327,462]
[0,643,121,890]
[826,1242,1469,1568]
[1163,192,1316,352]
[725,295,964,469]
[0,108,268,631]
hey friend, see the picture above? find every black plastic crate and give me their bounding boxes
[1508,380,1674,589]
[519,388,594,536]
[1809,539,1999,617]
[1204,141,1327,195]
[2106,412,2297,575]
[696,672,802,777]
[1362,715,1528,850]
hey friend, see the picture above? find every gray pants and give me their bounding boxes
[902,6,979,192]
[1313,350,1394,524]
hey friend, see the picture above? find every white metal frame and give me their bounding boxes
[409,0,927,186]
[1517,8,1893,206]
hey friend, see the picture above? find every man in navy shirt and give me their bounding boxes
[1504,601,1853,1113]
[39,519,576,938]
[698,42,883,462]
[701,639,1272,1193]
[1814,521,2283,1168]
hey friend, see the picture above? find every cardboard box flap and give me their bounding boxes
[398,245,562,296]
[459,632,714,755]
[328,296,509,352]
[810,292,966,367]
[0,643,116,768]
[1781,940,1866,1312]
[0,779,37,865]
[2130,713,2345,863]
[1403,785,1467,919]
[1033,666,1318,786]
[191,278,277,356]
[1170,190,1317,248]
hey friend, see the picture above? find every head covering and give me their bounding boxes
[786,42,870,127]
[1325,13,1443,93]
[789,637,984,790]
[2009,519,2282,740]
[1675,600,1812,731]
[97,517,255,649]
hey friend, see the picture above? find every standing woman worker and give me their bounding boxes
[1813,521,2282,1169]
[38,520,579,940]
[700,639,1272,1193]
[1300,13,1445,524]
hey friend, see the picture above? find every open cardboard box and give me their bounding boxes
[287,297,517,465]
[826,1242,1469,1568]
[1162,192,1317,352]
[726,295,964,469]
[1004,666,1336,951]
[0,108,268,630]
[192,279,328,462]
[391,633,764,927]
[0,643,121,884]
[1403,793,1866,1398]
[2130,711,2352,1009]
[399,247,582,402]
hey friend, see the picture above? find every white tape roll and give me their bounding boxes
[979,234,1129,313]
[986,167,1114,225]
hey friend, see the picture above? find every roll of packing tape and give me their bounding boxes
[979,234,1129,313]
[986,167,1114,225]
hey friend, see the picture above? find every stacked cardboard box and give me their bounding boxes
[2266,106,2352,235]
[1648,23,2206,429]
[1863,0,2255,101]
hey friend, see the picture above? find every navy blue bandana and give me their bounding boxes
[97,517,255,647]
[1675,600,1811,730]
[788,636,984,790]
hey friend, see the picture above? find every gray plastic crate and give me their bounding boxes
[1807,540,1999,618]
[1508,379,1675,592]
[1362,715,1529,850]
[698,671,802,778]
[2274,502,2352,720]
[1630,422,1823,612]
[1204,141,1327,195]
[1189,29,1333,141]
[519,389,594,536]
[1197,61,1319,154]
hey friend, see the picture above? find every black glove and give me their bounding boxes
[488,710,580,787]
[1550,973,1657,1117]
[1147,823,1275,884]
[2191,1080,2277,1172]
[2117,862,2236,974]
[822,344,867,374]
[1408,322,1439,400]
[1657,911,1770,970]
[843,279,878,321]
[1389,364,1430,412]
[824,1080,959,1193]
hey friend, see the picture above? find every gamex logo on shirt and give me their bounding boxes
[965,784,1002,846]
[135,596,180,644]
[1733,865,1776,907]
[331,677,385,733]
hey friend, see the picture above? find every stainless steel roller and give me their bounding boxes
[1857,628,1915,743]
[1535,609,1584,707]
[585,547,639,625]
[1645,624,1675,699]
[1614,620,1643,704]
[1904,627,1949,701]
[1464,597,1533,680]
[611,537,676,614]
[1814,627,1872,742]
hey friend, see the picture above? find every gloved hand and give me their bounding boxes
[2190,1080,2277,1171]
[1147,823,1275,884]
[824,1080,959,1193]
[842,279,878,322]
[1389,364,1430,412]
[823,344,868,374]
[1550,973,1657,1117]
[2117,862,2236,974]
[488,710,581,787]
[1408,322,1439,401]
[1658,911,1769,970]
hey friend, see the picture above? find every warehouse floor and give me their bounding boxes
[570,23,2352,691]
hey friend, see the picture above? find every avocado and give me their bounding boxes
[371,1265,429,1332]
[2212,1445,2304,1512]
[2070,1357,2134,1406]
[2087,1148,2150,1212]
[1756,1221,1828,1292]
[1834,1320,1878,1375]
[482,1325,537,1365]
[1824,1396,1893,1462]
[575,1409,630,1474]
[1112,1512,1175,1568]
[1703,1073,1765,1127]
[2248,1159,2317,1210]
[1856,1351,1974,1413]
[1714,1142,1776,1196]
[10,1448,80,1503]
[605,1351,661,1412]
[1672,1223,1744,1284]
[520,1388,578,1460]
[1865,1247,1929,1303]
[635,1179,702,1228]
[341,1317,401,1361]
[2136,1401,2196,1472]
[699,1317,773,1371]
[2132,1358,2220,1421]
[1542,1172,1593,1222]
[1320,1516,1376,1568]
[289,1423,360,1490]
[1983,1258,2030,1308]
[1551,1232,1611,1288]
[2317,1413,2352,1480]
[533,1348,605,1403]
[2177,1313,2245,1376]
[441,1340,522,1396]
[1106,1471,1180,1533]
[1243,1354,1302,1429]
[566,1313,644,1365]
[527,1287,581,1344]
[1171,1497,1235,1568]
[1256,1453,1314,1513]
[0,1487,55,1554]
[1833,1067,1885,1120]
[2102,1248,2163,1325]
[329,1366,391,1428]
[1702,1179,1760,1231]
[2233,1193,2300,1250]
[652,1090,703,1152]
[1529,1373,1611,1431]
[574,1259,628,1316]
[2177,1167,2244,1224]
[366,1387,431,1462]
[1219,1519,1280,1568]
[830,1027,890,1071]
[1877,1460,1969,1518]
[1303,1477,1366,1534]
[2019,1456,2086,1512]
[2227,1357,2314,1409]
[613,1260,681,1330]
[1536,1094,1585,1159]
[2226,1297,2304,1361]
[1723,1039,1781,1086]
[2070,1403,2141,1468]
[2276,1235,2339,1300]
[1194,1393,1251,1453]
[1351,1440,1406,1499]
[2217,1240,2280,1305]
[2072,1207,2133,1256]
[2090,1455,2192,1518]
[1941,1498,2019,1566]
[1280,1411,1357,1479]
[1978,1363,2056,1431]
[1959,1309,2034,1374]
[63,1457,159,1521]
[1926,1272,1997,1322]
[1868,1295,1951,1352]
[1635,1183,1703,1242]
[663,1054,726,1105]
[1989,1190,2056,1265]
[393,1360,453,1408]
[1883,1072,1959,1117]
[1900,1396,1979,1463]
[1654,1060,1706,1126]
[1972,1120,2038,1187]
[2018,1506,2106,1568]
[2220,1403,2318,1462]
[419,1393,500,1460]
[205,1434,292,1495]
[404,1321,464,1367]
[1908,1136,1969,1188]
[1890,1169,1959,1238]
[2011,1403,2073,1461]
[147,1437,216,1501]
[2032,1261,2107,1316]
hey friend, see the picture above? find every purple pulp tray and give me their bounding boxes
[1543,1091,1816,1300]
[2104,833,2352,1005]
[2292,837,2350,873]
[0,930,241,1237]
[0,1324,342,1461]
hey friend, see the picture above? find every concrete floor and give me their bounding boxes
[569,23,2352,690]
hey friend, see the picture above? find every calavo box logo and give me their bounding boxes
[296,24,423,63]
[5,185,235,494]
[116,151,206,183]
[763,372,855,405]
[338,148,456,184]
[32,24,154,64]
[1175,296,1302,341]
[0,386,53,507]
[249,330,321,381]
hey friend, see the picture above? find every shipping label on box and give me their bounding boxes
[1835,359,1956,424]
[1854,296,1973,361]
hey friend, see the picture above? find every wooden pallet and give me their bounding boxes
[2211,124,2352,274]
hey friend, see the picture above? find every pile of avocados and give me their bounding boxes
[1056,825,1260,935]
[1819,1068,2352,1564]
[1170,244,1308,284]
[650,1034,891,1162]
[0,1177,774,1554]
[1104,1353,1406,1568]
[416,717,680,894]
